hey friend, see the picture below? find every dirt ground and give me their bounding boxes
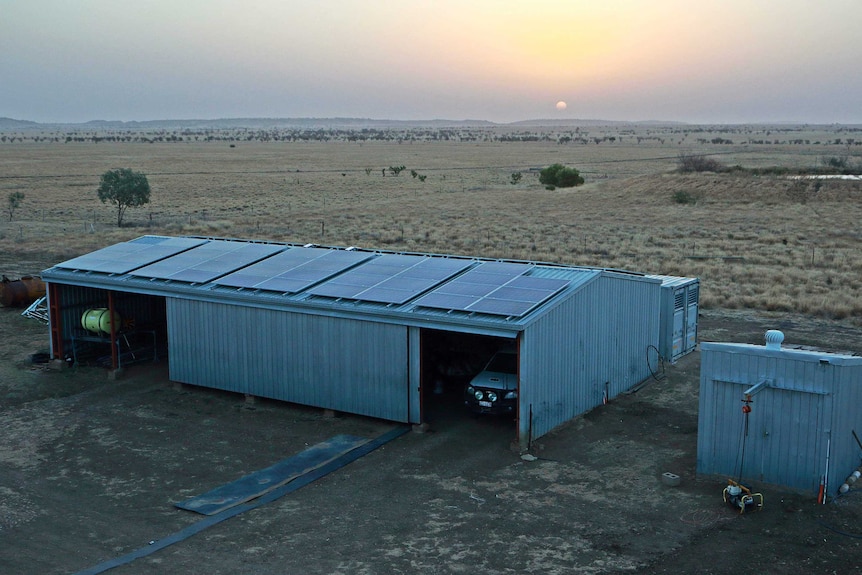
[2,301,862,575]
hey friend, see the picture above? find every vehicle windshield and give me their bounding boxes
[485,352,517,374]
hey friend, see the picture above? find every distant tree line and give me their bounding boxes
[2,126,860,147]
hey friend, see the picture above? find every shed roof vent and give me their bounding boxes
[765,329,785,350]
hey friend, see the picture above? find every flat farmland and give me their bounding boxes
[2,124,861,322]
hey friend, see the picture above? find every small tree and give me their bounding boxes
[539,164,584,188]
[7,191,24,221]
[510,172,522,185]
[97,168,151,227]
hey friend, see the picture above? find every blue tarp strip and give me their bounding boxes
[175,434,372,515]
[72,425,410,575]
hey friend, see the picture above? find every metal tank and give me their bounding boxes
[0,276,47,307]
[81,308,122,336]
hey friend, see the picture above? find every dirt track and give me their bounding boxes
[2,306,861,575]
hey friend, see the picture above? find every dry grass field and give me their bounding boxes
[2,123,861,323]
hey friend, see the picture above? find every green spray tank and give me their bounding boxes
[81,308,122,337]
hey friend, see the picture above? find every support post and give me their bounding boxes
[108,290,118,370]
[48,283,64,360]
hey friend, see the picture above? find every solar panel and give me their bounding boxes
[355,287,415,304]
[429,281,495,297]
[130,241,284,283]
[215,248,373,292]
[309,283,364,299]
[412,292,479,310]
[247,277,307,293]
[487,286,553,301]
[54,236,206,274]
[469,261,529,276]
[307,255,472,304]
[466,298,536,316]
[415,263,570,317]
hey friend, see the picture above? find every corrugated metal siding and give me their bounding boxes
[50,284,102,347]
[697,344,862,494]
[167,298,410,421]
[519,273,660,443]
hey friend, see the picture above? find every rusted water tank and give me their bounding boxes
[81,308,122,336]
[0,276,47,307]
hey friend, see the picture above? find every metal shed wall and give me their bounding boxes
[519,273,661,444]
[697,342,862,496]
[167,298,412,422]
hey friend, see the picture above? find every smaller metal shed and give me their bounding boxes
[646,275,699,363]
[697,331,862,497]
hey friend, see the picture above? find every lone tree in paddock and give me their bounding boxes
[97,168,151,227]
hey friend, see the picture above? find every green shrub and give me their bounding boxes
[672,190,697,204]
[539,164,584,188]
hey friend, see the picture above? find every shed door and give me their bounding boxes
[742,387,829,492]
[685,284,699,353]
[671,289,685,360]
[671,284,699,360]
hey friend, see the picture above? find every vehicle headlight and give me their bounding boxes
[474,390,484,400]
[504,391,518,399]
[487,391,498,402]
[466,386,475,396]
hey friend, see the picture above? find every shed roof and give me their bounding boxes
[700,341,862,366]
[645,274,699,288]
[43,235,659,336]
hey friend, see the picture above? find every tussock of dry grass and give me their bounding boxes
[2,140,861,323]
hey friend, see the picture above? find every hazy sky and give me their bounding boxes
[2,0,859,124]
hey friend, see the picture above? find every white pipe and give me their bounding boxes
[823,433,832,504]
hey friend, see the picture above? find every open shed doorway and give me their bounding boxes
[420,329,517,432]
[53,286,169,372]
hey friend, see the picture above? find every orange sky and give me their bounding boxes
[2,0,859,123]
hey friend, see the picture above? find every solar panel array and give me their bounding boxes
[54,236,206,274]
[415,261,570,317]
[53,235,573,318]
[129,240,285,284]
[307,254,472,304]
[216,248,373,293]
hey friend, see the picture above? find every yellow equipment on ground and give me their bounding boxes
[723,479,763,514]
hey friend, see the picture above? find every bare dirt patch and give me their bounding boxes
[2,306,861,575]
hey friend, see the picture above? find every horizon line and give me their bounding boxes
[3,116,861,129]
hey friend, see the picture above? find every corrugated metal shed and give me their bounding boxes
[42,235,668,448]
[697,333,862,497]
